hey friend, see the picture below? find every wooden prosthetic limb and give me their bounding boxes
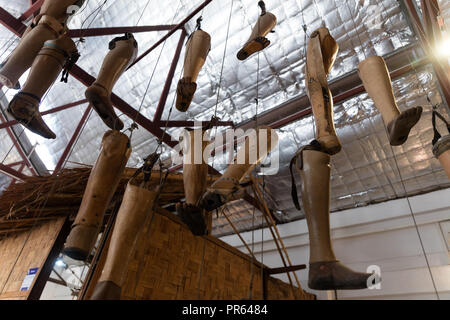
[237,1,277,61]
[200,126,278,212]
[0,16,66,89]
[85,33,138,130]
[176,30,211,112]
[176,128,210,236]
[358,56,422,146]
[7,35,78,139]
[63,131,131,261]
[434,136,450,179]
[0,0,82,88]
[295,144,375,290]
[306,28,341,155]
[90,182,157,300]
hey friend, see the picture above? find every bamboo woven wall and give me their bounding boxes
[82,208,314,300]
[0,217,65,300]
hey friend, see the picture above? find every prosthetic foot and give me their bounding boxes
[293,144,377,290]
[306,28,341,155]
[200,126,278,212]
[7,35,78,139]
[85,33,138,130]
[0,0,83,88]
[177,128,209,236]
[176,30,211,112]
[237,1,276,61]
[63,131,131,261]
[358,56,422,146]
[91,182,157,300]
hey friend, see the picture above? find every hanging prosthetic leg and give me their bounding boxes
[176,26,211,112]
[0,0,84,89]
[91,181,158,300]
[306,28,341,155]
[201,126,278,212]
[63,131,131,261]
[358,56,422,146]
[432,110,450,179]
[237,1,277,61]
[7,35,79,139]
[85,33,138,130]
[292,142,377,290]
[176,128,209,236]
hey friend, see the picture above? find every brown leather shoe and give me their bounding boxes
[176,203,207,236]
[7,92,56,139]
[308,261,379,290]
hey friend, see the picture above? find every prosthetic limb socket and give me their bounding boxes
[201,126,278,212]
[85,33,138,130]
[294,144,377,290]
[0,0,83,88]
[176,30,211,112]
[432,111,450,179]
[7,35,78,139]
[237,2,276,61]
[358,56,422,146]
[306,27,341,155]
[176,128,210,236]
[63,130,131,261]
[90,181,157,300]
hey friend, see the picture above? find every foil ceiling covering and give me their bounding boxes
[0,0,449,237]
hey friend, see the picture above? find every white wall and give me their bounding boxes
[220,188,450,300]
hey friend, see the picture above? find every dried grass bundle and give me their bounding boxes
[0,168,186,235]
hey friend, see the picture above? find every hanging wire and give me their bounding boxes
[344,0,368,60]
[125,0,183,143]
[136,0,152,26]
[76,0,109,45]
[375,0,442,300]
[210,0,234,175]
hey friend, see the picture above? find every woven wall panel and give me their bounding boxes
[0,218,65,300]
[83,209,314,300]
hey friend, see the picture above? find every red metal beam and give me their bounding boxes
[6,161,25,168]
[0,7,26,35]
[53,106,92,173]
[68,65,178,148]
[67,25,177,38]
[0,99,88,130]
[129,0,213,69]
[404,0,450,107]
[19,0,44,21]
[153,29,187,122]
[157,120,235,128]
[0,112,37,176]
[0,163,28,181]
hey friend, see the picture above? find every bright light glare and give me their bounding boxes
[436,34,450,58]
[55,259,66,268]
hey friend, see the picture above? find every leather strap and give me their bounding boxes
[432,110,450,146]
[17,91,41,102]
[109,33,137,50]
[290,140,323,211]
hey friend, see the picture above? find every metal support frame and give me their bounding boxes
[2,1,444,229]
[53,105,91,173]
[403,0,450,107]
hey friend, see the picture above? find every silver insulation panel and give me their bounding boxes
[0,0,449,236]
